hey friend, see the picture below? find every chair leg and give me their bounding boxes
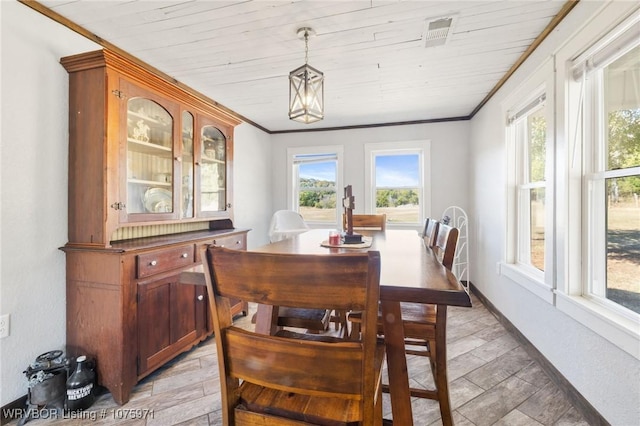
[434,305,453,426]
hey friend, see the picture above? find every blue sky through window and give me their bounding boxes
[298,153,419,187]
[375,154,419,187]
[299,162,335,181]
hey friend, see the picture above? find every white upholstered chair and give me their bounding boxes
[268,210,310,243]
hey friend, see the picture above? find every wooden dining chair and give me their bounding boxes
[203,245,385,425]
[422,217,439,247]
[343,213,387,231]
[348,223,460,426]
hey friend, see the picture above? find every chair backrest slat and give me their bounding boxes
[342,214,386,231]
[209,249,372,311]
[433,223,459,270]
[422,218,439,247]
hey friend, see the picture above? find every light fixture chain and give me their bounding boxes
[304,31,309,65]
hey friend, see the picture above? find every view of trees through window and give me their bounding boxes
[296,152,422,224]
[603,45,639,314]
[296,156,337,222]
[374,154,420,223]
[298,177,336,222]
[527,110,546,271]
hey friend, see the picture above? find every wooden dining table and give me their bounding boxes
[250,228,472,425]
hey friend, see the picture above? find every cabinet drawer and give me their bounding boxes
[211,234,246,250]
[137,245,195,278]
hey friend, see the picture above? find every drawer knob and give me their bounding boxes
[197,295,204,301]
[181,253,188,258]
[149,260,157,266]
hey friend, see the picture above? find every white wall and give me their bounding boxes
[270,122,470,228]
[0,0,98,405]
[0,0,271,406]
[468,2,640,425]
[233,123,273,248]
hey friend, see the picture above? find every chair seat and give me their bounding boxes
[278,307,331,330]
[236,341,386,426]
[348,302,437,334]
[251,307,331,332]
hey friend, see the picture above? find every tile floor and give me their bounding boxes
[11,293,591,425]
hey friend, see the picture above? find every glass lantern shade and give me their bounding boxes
[289,63,324,123]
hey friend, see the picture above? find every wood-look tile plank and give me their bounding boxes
[469,333,520,362]
[494,409,544,425]
[515,362,552,389]
[457,376,539,426]
[427,410,477,426]
[446,335,488,359]
[554,407,593,426]
[518,381,574,425]
[151,369,211,395]
[146,394,219,426]
[465,346,533,389]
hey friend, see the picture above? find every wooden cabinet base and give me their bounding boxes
[62,228,248,405]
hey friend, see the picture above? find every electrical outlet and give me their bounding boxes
[0,314,10,338]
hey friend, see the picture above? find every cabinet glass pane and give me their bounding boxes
[127,98,174,214]
[182,112,194,218]
[200,126,226,212]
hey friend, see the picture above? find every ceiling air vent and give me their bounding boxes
[423,16,456,48]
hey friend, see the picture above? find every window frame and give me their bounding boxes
[286,145,344,226]
[502,59,556,304]
[364,141,431,228]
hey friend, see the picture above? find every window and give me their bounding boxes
[559,9,640,358]
[577,30,640,317]
[511,95,548,273]
[502,58,554,302]
[364,141,430,226]
[287,146,343,224]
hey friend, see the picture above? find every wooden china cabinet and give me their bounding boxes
[60,49,248,405]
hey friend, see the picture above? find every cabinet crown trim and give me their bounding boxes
[61,49,242,127]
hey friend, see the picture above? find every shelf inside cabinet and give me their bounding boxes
[128,178,172,187]
[128,139,172,156]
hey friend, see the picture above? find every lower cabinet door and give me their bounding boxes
[137,276,205,376]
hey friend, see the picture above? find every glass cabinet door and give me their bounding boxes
[181,111,194,219]
[126,96,175,216]
[199,125,227,214]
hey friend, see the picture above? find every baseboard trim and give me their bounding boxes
[469,283,610,426]
[1,395,27,425]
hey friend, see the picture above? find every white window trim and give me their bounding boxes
[363,141,431,227]
[502,58,556,303]
[286,145,344,226]
[558,6,640,360]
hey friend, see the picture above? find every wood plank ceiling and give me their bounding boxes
[27,0,576,133]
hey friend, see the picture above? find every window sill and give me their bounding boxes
[499,262,554,304]
[556,292,640,360]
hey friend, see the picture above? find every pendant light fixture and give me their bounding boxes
[289,27,324,124]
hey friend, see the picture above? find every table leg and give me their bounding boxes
[380,300,413,425]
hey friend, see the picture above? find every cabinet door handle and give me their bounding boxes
[149,260,157,266]
[197,295,204,301]
[181,253,188,258]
